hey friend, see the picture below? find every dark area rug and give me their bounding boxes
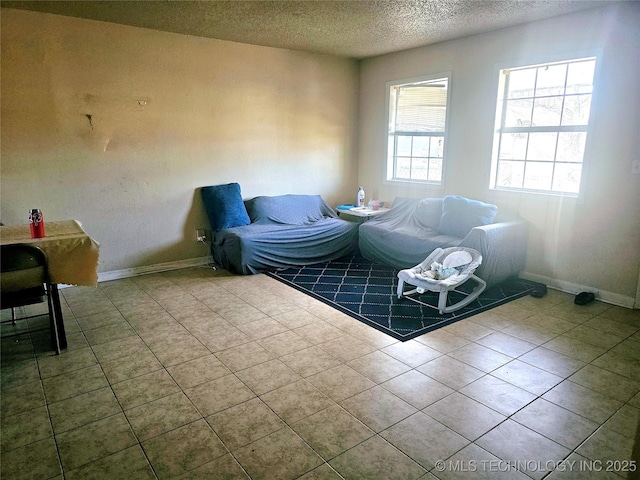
[267,254,542,341]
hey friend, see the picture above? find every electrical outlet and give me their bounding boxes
[196,229,207,242]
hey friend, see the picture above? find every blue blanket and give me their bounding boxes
[212,195,358,274]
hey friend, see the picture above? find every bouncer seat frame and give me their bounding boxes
[397,247,486,314]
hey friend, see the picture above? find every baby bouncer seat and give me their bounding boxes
[397,247,486,314]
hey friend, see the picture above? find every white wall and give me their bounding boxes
[1,9,360,273]
[359,4,640,305]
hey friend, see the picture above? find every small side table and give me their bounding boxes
[337,207,391,223]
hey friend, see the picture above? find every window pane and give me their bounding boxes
[497,160,524,188]
[507,68,536,98]
[499,133,528,160]
[566,60,595,94]
[527,132,557,161]
[396,136,412,156]
[536,64,567,96]
[532,96,563,127]
[556,132,586,162]
[561,94,592,126]
[523,162,553,190]
[412,136,429,157]
[395,157,411,179]
[505,99,533,127]
[552,163,582,193]
[412,158,429,180]
[429,158,443,181]
[429,137,444,157]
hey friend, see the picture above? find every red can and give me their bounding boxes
[29,208,45,238]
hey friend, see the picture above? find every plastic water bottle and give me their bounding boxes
[357,187,365,207]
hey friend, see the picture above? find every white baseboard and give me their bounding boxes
[521,271,637,309]
[98,256,212,283]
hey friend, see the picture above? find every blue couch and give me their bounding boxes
[358,196,528,288]
[201,185,358,274]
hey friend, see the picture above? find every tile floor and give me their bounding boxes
[1,266,639,479]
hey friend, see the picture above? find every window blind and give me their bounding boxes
[393,81,448,133]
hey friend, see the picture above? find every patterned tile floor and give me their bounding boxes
[1,266,639,479]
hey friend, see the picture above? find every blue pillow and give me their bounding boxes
[201,183,251,231]
[437,195,498,238]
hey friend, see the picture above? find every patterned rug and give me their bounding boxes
[267,254,541,341]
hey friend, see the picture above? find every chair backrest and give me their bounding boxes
[1,244,50,293]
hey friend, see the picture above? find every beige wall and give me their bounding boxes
[359,4,640,305]
[3,6,639,305]
[1,9,359,273]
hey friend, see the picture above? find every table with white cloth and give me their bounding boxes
[0,220,100,349]
[336,207,391,224]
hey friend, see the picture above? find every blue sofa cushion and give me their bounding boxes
[438,195,498,238]
[245,194,335,225]
[201,183,251,231]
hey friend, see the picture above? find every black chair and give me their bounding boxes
[1,244,61,354]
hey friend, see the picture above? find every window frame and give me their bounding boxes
[489,54,600,198]
[384,72,452,187]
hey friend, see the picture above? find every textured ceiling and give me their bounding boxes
[2,0,614,58]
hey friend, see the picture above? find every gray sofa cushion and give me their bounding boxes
[414,198,443,230]
[438,195,498,238]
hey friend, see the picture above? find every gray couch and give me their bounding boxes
[358,196,527,288]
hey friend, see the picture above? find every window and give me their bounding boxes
[490,57,596,195]
[386,74,451,184]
